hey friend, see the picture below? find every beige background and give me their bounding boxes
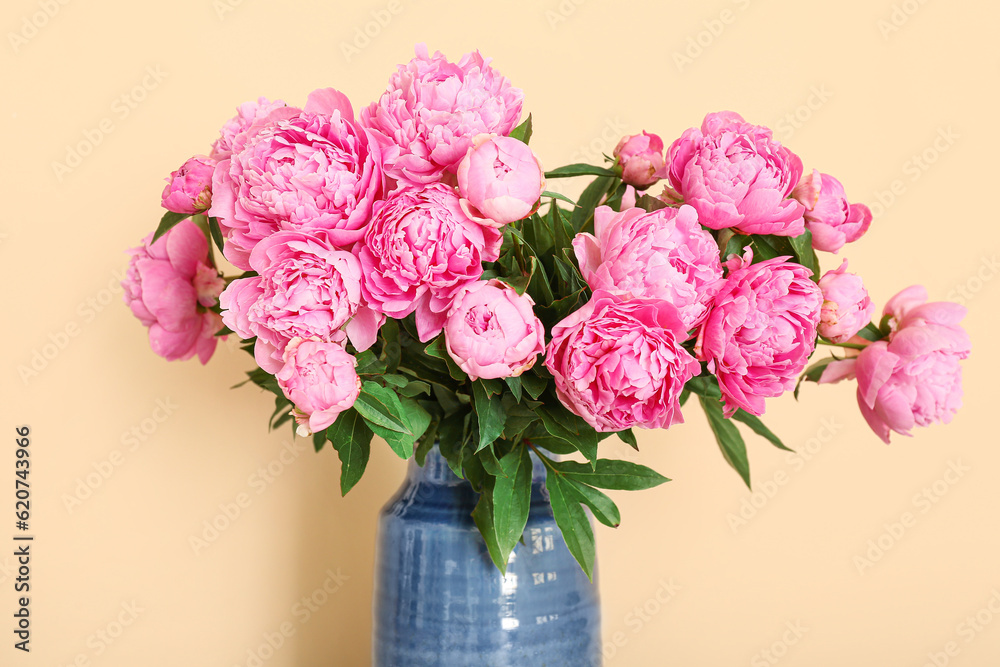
[2,0,998,664]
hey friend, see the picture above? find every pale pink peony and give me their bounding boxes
[361,44,524,185]
[573,203,723,331]
[220,229,379,375]
[356,183,502,342]
[209,88,384,270]
[123,220,225,364]
[209,96,289,161]
[792,170,872,253]
[819,286,970,443]
[161,155,216,215]
[457,134,544,226]
[444,279,545,381]
[695,249,822,416]
[614,131,665,189]
[817,260,875,343]
[545,291,701,432]
[276,337,361,436]
[665,111,805,236]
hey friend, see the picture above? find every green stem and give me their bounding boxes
[817,340,867,351]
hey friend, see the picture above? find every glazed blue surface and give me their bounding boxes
[372,449,601,666]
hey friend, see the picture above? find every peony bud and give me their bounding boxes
[613,131,665,189]
[161,155,216,215]
[817,260,875,343]
[457,134,544,227]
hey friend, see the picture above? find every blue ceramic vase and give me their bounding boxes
[372,447,602,666]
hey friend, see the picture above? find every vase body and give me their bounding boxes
[372,448,601,666]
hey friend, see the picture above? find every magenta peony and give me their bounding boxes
[123,220,225,364]
[161,155,216,215]
[444,279,545,381]
[356,183,502,342]
[665,111,805,236]
[545,291,700,432]
[220,229,379,375]
[695,249,822,416]
[361,44,523,185]
[208,88,384,270]
[573,203,723,331]
[817,260,875,343]
[614,131,665,189]
[792,169,872,253]
[276,337,361,436]
[819,286,970,443]
[457,134,544,226]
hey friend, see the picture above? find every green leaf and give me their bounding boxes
[571,175,616,233]
[151,210,192,244]
[617,429,638,451]
[788,229,819,278]
[207,216,225,253]
[685,374,722,400]
[545,471,596,580]
[553,459,670,490]
[699,395,751,489]
[544,164,616,179]
[354,382,410,433]
[509,114,532,144]
[381,374,409,388]
[525,256,555,308]
[424,336,467,382]
[731,410,792,452]
[519,372,547,400]
[541,191,578,207]
[855,322,884,343]
[562,480,621,528]
[414,416,439,466]
[747,235,783,261]
[537,403,598,467]
[504,376,522,403]
[326,410,374,496]
[473,447,533,573]
[480,378,505,398]
[398,380,432,398]
[473,382,507,452]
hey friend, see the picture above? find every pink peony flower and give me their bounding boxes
[817,260,875,343]
[695,249,822,416]
[819,286,970,443]
[276,337,361,436]
[210,96,288,161]
[356,183,502,342]
[665,111,805,236]
[457,134,544,226]
[444,279,545,381]
[573,203,723,331]
[792,170,872,253]
[614,131,665,189]
[123,219,225,364]
[220,229,379,375]
[161,155,216,215]
[209,88,384,270]
[545,291,701,432]
[361,44,524,185]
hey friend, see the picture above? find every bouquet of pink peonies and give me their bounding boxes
[124,44,970,577]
